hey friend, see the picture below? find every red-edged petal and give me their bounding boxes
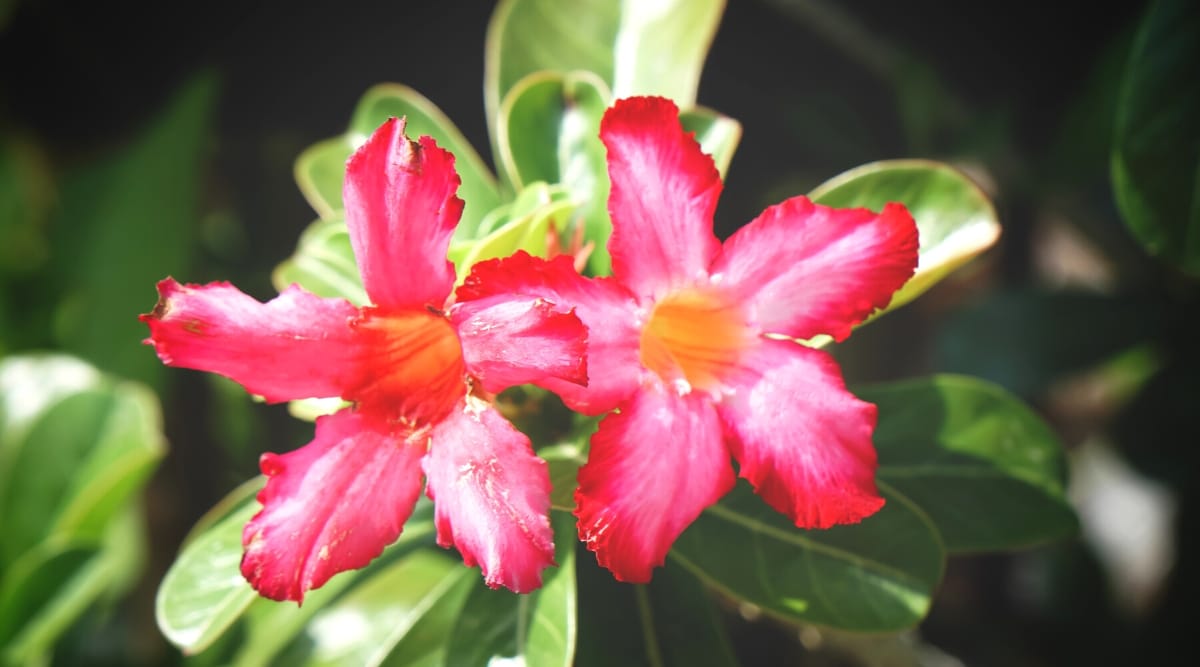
[423,404,555,593]
[343,117,464,310]
[457,252,642,415]
[711,196,918,342]
[450,293,587,395]
[601,96,722,299]
[141,278,359,402]
[241,409,425,602]
[717,339,885,530]
[574,386,735,583]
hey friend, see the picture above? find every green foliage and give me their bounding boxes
[1111,0,1200,274]
[810,159,1000,318]
[0,354,166,665]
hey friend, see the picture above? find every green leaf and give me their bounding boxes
[862,375,1080,553]
[575,559,739,667]
[444,512,578,667]
[0,133,53,275]
[287,550,471,667]
[1111,0,1200,273]
[52,73,216,388]
[156,499,260,654]
[485,0,725,145]
[495,71,612,272]
[272,217,367,306]
[450,183,575,276]
[810,159,1000,318]
[0,355,166,570]
[295,84,501,237]
[0,542,96,652]
[375,558,475,667]
[679,107,742,179]
[670,482,944,632]
[2,505,147,664]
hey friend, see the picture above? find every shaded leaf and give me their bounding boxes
[1111,0,1200,273]
[52,73,216,388]
[862,375,1080,552]
[444,512,577,667]
[271,216,367,306]
[810,159,1000,317]
[670,482,944,632]
[680,107,742,179]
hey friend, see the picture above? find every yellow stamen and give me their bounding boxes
[639,289,754,396]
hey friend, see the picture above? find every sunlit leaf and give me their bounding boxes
[156,500,260,654]
[52,73,216,388]
[271,216,367,306]
[495,71,611,271]
[295,84,500,236]
[451,183,575,276]
[444,512,577,667]
[670,482,944,632]
[810,159,1000,317]
[863,375,1080,552]
[1111,0,1200,273]
[485,0,725,146]
[289,550,471,667]
[679,107,742,179]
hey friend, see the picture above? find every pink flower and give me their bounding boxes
[460,96,920,583]
[142,118,588,601]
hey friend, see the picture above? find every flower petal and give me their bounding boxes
[343,117,464,310]
[241,409,425,602]
[141,278,359,402]
[423,403,555,593]
[601,96,722,298]
[458,251,642,414]
[574,386,735,583]
[450,293,587,395]
[718,339,885,529]
[712,196,918,341]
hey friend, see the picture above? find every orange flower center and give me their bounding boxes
[638,288,755,396]
[349,307,466,425]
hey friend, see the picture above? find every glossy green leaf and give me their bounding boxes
[52,73,215,388]
[485,0,725,143]
[862,375,1079,553]
[450,182,575,275]
[444,512,577,667]
[271,216,367,306]
[156,499,260,654]
[810,159,1000,317]
[0,542,96,652]
[0,355,165,570]
[670,482,944,632]
[679,107,743,179]
[2,506,146,664]
[1111,0,1200,273]
[231,566,362,667]
[288,550,471,667]
[575,559,738,667]
[496,71,612,272]
[295,84,500,236]
[375,559,475,667]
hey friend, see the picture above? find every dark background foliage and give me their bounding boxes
[6,1,1192,665]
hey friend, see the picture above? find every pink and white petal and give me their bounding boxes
[457,252,642,414]
[423,404,555,593]
[141,278,360,403]
[712,196,918,342]
[343,117,464,310]
[575,386,735,583]
[601,96,722,299]
[241,409,425,602]
[450,294,587,395]
[718,339,885,530]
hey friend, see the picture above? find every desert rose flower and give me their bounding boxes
[142,118,588,600]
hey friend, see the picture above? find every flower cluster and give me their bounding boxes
[143,96,918,600]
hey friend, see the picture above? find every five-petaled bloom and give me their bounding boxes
[142,118,589,601]
[461,96,920,582]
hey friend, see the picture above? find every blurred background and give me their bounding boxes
[3,0,1195,664]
